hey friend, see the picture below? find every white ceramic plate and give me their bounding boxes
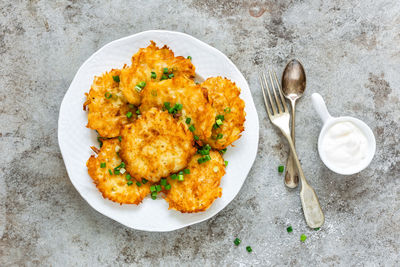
[58,30,259,232]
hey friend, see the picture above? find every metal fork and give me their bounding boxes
[260,69,324,228]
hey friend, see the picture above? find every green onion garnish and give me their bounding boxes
[126,174,132,180]
[142,178,148,184]
[161,74,168,81]
[187,56,192,60]
[194,135,199,141]
[171,174,177,180]
[174,103,182,111]
[300,234,307,242]
[105,92,112,99]
[112,75,120,82]
[160,178,167,186]
[204,155,211,161]
[151,192,157,200]
[136,109,140,115]
[314,227,320,231]
[178,171,183,175]
[127,181,133,186]
[234,238,241,246]
[136,181,141,187]
[108,169,112,175]
[163,68,169,74]
[178,174,184,181]
[185,118,191,124]
[224,107,231,113]
[151,71,156,79]
[150,185,156,192]
[216,119,223,126]
[114,169,120,175]
[168,73,174,79]
[156,185,162,192]
[118,136,122,142]
[126,111,132,118]
[97,137,103,148]
[220,148,227,154]
[224,160,228,166]
[165,184,171,190]
[246,246,252,252]
[100,162,106,168]
[216,114,225,121]
[278,165,284,173]
[164,102,171,110]
[287,226,293,233]
[216,133,223,139]
[183,169,190,174]
[138,81,146,88]
[188,125,195,132]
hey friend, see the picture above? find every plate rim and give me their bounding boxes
[58,30,259,232]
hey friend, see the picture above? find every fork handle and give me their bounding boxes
[282,131,325,228]
[285,100,299,188]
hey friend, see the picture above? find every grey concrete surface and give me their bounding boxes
[1,0,399,266]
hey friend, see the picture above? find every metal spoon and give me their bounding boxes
[281,59,306,188]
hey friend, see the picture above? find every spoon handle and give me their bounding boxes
[285,100,299,188]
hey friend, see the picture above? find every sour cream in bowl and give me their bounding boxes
[312,93,376,175]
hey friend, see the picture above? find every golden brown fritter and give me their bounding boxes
[87,139,150,204]
[120,108,196,183]
[140,76,216,142]
[84,69,137,138]
[201,77,246,150]
[164,151,226,213]
[119,41,195,105]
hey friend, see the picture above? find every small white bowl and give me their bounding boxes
[312,93,376,175]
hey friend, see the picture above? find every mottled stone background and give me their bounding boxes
[1,0,399,266]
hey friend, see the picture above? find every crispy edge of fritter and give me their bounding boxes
[84,68,137,138]
[120,107,196,183]
[87,138,150,205]
[201,77,246,150]
[119,41,195,105]
[164,151,226,213]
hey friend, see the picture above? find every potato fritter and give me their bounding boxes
[140,76,216,142]
[84,69,137,138]
[164,151,226,213]
[87,139,150,204]
[120,41,195,105]
[120,108,196,183]
[200,77,246,150]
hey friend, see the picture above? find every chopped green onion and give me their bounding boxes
[138,81,146,88]
[163,67,169,74]
[160,178,167,186]
[188,125,195,132]
[234,238,241,246]
[100,162,106,168]
[126,111,132,118]
[114,169,120,175]
[97,137,103,147]
[224,160,228,166]
[178,174,184,181]
[118,136,122,142]
[135,85,142,92]
[156,185,162,192]
[136,109,140,115]
[164,102,171,110]
[161,74,168,81]
[224,107,231,113]
[112,75,120,82]
[204,155,211,161]
[105,92,112,99]
[150,185,156,192]
[314,227,320,231]
[187,56,192,60]
[108,169,113,175]
[142,178,148,184]
[220,148,227,154]
[129,104,135,109]
[126,174,132,180]
[194,135,199,141]
[171,174,177,180]
[151,192,157,200]
[216,119,223,126]
[213,123,219,129]
[216,133,223,139]
[216,114,225,121]
[246,246,252,252]
[197,158,204,164]
[178,171,183,175]
[278,165,284,173]
[136,181,141,187]
[151,71,156,79]
[287,226,293,233]
[174,103,182,111]
[165,184,171,190]
[127,181,133,186]
[300,234,307,242]
[168,73,174,79]
[183,169,190,174]
[185,117,191,124]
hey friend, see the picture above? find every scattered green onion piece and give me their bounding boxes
[216,133,223,139]
[126,111,133,118]
[163,68,169,74]
[142,178,148,184]
[224,107,231,113]
[216,119,223,126]
[224,160,228,166]
[138,81,146,88]
[127,181,133,186]
[161,74,168,81]
[287,226,293,233]
[160,178,167,186]
[156,185,162,192]
[136,181,141,187]
[194,135,199,141]
[171,174,177,180]
[278,165,284,173]
[164,102,171,110]
[114,169,120,175]
[220,148,227,154]
[300,234,307,242]
[178,171,183,175]
[118,136,122,142]
[108,169,113,175]
[174,103,182,111]
[126,174,132,180]
[187,56,192,60]
[246,246,252,252]
[112,75,120,82]
[100,162,106,168]
[314,227,320,231]
[105,92,112,99]
[151,192,157,199]
[178,174,184,181]
[183,169,190,174]
[135,85,142,92]
[165,184,171,190]
[168,73,174,79]
[151,71,156,79]
[216,114,225,121]
[197,158,204,164]
[136,109,140,115]
[97,137,103,148]
[185,117,191,124]
[150,185,156,192]
[188,125,195,132]
[234,238,241,246]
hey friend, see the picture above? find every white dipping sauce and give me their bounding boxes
[321,121,369,171]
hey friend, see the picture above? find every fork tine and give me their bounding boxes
[262,71,277,115]
[273,70,288,112]
[268,69,283,113]
[259,73,272,117]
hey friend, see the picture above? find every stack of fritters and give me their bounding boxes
[85,41,245,212]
